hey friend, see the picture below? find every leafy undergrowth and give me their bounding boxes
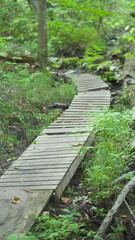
[83,110,134,200]
[0,63,76,175]
[7,108,135,240]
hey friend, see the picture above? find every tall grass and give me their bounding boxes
[83,110,134,199]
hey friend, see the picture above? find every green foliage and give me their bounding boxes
[108,219,127,240]
[0,0,115,57]
[64,186,78,196]
[117,86,135,107]
[81,44,106,70]
[0,0,135,59]
[0,0,37,54]
[83,110,134,199]
[6,234,37,240]
[0,64,76,162]
[28,211,86,240]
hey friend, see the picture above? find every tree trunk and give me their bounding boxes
[27,0,38,10]
[38,0,47,68]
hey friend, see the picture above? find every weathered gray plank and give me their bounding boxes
[17,153,77,159]
[43,128,91,134]
[48,124,88,128]
[9,165,70,170]
[6,168,67,174]
[22,147,82,154]
[0,189,53,239]
[12,161,72,167]
[28,142,84,148]
[1,173,64,178]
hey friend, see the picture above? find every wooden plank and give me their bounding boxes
[31,139,85,144]
[78,87,108,92]
[69,106,109,109]
[30,139,85,144]
[75,91,110,96]
[70,103,110,107]
[37,133,89,140]
[1,172,64,178]
[37,132,89,137]
[28,142,84,148]
[65,109,108,113]
[43,128,90,134]
[77,82,107,85]
[47,124,88,129]
[56,114,91,118]
[0,181,59,187]
[17,154,77,159]
[0,186,55,191]
[12,161,73,167]
[12,160,73,166]
[9,165,69,170]
[0,176,62,182]
[20,152,81,159]
[74,95,110,98]
[77,84,108,88]
[7,168,68,174]
[71,102,110,105]
[23,146,82,153]
[48,124,88,128]
[0,189,53,239]
[54,120,88,124]
[50,122,88,125]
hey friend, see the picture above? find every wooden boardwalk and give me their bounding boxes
[0,73,110,239]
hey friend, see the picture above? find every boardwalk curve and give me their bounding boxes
[0,73,110,239]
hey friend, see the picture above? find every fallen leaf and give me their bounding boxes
[72,143,82,147]
[61,197,72,204]
[7,159,12,162]
[42,211,49,216]
[50,213,59,220]
[24,189,33,193]
[88,191,92,194]
[120,215,127,218]
[23,215,29,220]
[82,196,88,206]
[84,212,90,220]
[12,196,21,204]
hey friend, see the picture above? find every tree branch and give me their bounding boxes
[94,176,135,240]
[112,171,135,185]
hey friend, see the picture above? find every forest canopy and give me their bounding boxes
[0,0,135,60]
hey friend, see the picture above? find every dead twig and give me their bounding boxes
[112,171,135,185]
[124,200,135,221]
